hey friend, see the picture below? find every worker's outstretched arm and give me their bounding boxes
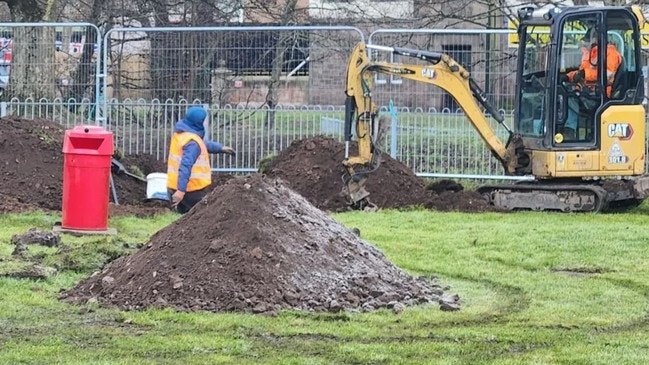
[204,140,223,154]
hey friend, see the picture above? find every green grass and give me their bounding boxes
[0,206,648,364]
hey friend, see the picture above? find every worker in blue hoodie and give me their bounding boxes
[167,106,235,213]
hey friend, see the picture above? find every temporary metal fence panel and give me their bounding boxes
[101,26,364,171]
[0,22,101,126]
[368,29,518,112]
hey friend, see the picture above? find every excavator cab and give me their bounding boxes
[341,5,649,212]
[515,6,646,176]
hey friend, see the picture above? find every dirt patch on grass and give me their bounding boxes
[4,119,479,315]
[108,202,170,218]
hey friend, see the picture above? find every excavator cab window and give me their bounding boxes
[516,7,642,148]
[517,27,550,138]
[604,12,641,102]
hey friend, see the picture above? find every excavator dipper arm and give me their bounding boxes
[342,42,526,209]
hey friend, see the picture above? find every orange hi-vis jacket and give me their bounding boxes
[568,44,622,97]
[167,132,212,192]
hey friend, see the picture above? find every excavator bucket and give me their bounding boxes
[342,172,377,211]
[344,174,369,202]
[340,112,388,212]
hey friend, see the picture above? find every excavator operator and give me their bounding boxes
[561,26,623,139]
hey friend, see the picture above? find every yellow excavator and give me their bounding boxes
[342,5,649,212]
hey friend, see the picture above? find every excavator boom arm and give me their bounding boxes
[344,42,522,168]
[342,42,525,209]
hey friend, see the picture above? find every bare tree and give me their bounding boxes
[242,0,306,127]
[65,0,105,106]
[1,0,67,100]
[103,1,238,103]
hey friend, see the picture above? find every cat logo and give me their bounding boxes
[607,123,633,140]
[421,68,436,79]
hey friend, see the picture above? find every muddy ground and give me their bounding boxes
[263,136,497,213]
[0,116,169,217]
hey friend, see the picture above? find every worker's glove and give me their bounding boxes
[221,146,236,156]
[573,69,585,84]
[171,190,185,208]
[559,73,569,83]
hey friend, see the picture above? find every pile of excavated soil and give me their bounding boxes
[0,116,169,216]
[263,136,496,213]
[0,117,66,213]
[62,174,459,314]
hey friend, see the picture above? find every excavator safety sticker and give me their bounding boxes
[421,68,436,79]
[608,141,629,164]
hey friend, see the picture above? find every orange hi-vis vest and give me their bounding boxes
[167,132,211,192]
[568,44,622,97]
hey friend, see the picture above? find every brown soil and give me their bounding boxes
[0,116,169,217]
[11,228,61,257]
[62,174,459,314]
[263,136,497,213]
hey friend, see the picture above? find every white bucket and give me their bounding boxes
[146,173,169,201]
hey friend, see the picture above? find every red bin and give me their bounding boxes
[61,125,114,231]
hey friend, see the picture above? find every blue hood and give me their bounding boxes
[174,106,207,137]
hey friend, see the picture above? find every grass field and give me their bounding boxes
[1,204,648,365]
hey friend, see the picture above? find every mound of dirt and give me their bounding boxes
[0,117,66,212]
[263,136,496,213]
[62,174,459,314]
[0,116,168,216]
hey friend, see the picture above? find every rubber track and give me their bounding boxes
[477,183,610,213]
